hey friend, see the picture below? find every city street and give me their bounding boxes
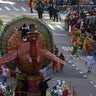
[0,0,96,96]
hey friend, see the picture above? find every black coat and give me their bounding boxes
[21,79,29,92]
[38,78,52,96]
[36,5,44,13]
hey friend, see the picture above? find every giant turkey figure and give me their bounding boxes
[0,15,65,95]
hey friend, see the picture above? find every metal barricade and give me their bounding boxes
[56,5,96,13]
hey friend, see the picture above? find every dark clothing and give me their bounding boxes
[19,25,29,39]
[59,53,65,61]
[2,76,7,84]
[48,5,54,19]
[53,7,59,22]
[21,79,29,92]
[21,28,28,37]
[93,35,96,42]
[49,0,53,4]
[38,78,52,96]
[36,4,44,19]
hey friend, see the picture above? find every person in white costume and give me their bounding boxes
[86,52,94,72]
[57,87,63,96]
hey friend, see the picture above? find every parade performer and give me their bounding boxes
[52,46,59,72]
[71,27,78,44]
[52,59,58,72]
[79,32,85,50]
[83,36,93,55]
[59,52,65,72]
[86,51,94,73]
[71,35,80,56]
[38,78,52,96]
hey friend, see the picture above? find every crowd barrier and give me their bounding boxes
[56,5,96,12]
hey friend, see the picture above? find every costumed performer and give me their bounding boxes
[52,46,59,72]
[83,35,93,55]
[38,78,52,96]
[59,52,65,72]
[71,34,80,56]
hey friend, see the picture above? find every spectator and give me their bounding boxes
[36,3,44,19]
[47,4,54,20]
[29,0,34,13]
[53,5,59,22]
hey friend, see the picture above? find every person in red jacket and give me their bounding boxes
[29,0,34,13]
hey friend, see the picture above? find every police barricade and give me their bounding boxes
[55,5,96,21]
[56,5,96,12]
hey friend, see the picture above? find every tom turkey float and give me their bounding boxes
[0,15,65,96]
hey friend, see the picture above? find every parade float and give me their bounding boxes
[0,15,65,96]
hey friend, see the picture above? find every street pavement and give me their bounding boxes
[44,19,96,96]
[0,0,96,96]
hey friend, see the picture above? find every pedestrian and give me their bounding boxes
[53,5,59,22]
[29,0,34,13]
[1,65,9,84]
[36,3,44,19]
[47,4,54,20]
[86,51,94,73]
[38,78,52,96]
[59,52,65,72]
